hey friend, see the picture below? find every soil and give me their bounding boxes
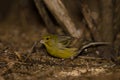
[0,23,120,80]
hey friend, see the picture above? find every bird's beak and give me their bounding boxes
[40,40,44,44]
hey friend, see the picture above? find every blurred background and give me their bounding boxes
[0,0,120,58]
[0,0,120,80]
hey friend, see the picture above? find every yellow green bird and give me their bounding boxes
[40,34,110,59]
[40,34,77,58]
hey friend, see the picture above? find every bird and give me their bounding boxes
[40,34,110,59]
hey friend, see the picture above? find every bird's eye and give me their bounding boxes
[46,37,49,40]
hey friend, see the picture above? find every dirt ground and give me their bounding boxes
[0,23,120,80]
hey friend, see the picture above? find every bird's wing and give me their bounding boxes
[57,35,74,47]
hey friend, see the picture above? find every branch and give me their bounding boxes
[34,0,56,33]
[43,0,81,38]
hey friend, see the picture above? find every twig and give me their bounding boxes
[24,41,39,61]
[72,42,110,58]
[78,56,104,60]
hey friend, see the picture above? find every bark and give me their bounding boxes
[98,0,115,60]
[100,0,114,42]
[80,2,102,41]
